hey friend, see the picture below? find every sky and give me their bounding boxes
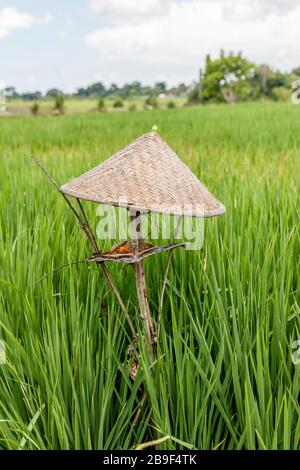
[1,0,300,93]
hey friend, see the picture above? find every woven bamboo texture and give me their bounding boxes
[61,131,225,218]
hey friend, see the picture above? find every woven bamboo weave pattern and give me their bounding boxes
[61,132,225,217]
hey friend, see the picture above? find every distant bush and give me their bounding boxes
[167,100,176,109]
[113,99,124,108]
[30,102,39,116]
[53,95,65,115]
[144,96,158,109]
[271,87,290,102]
[97,98,105,111]
[129,104,136,112]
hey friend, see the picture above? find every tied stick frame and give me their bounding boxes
[33,157,185,347]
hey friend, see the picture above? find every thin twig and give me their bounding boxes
[32,157,136,338]
[32,157,81,222]
[34,259,89,285]
[102,263,136,337]
[75,198,136,337]
[157,216,182,340]
[88,242,186,264]
[76,198,100,254]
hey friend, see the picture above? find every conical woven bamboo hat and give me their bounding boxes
[61,131,225,218]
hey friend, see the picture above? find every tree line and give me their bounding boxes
[3,82,189,101]
[3,51,300,104]
[189,50,299,105]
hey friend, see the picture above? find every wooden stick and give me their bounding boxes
[32,158,82,222]
[76,199,101,254]
[88,241,186,264]
[130,212,156,346]
[130,211,155,428]
[75,198,136,338]
[32,157,136,338]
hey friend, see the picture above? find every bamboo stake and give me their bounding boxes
[130,211,156,347]
[130,211,155,428]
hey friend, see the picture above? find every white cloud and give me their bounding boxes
[0,7,52,39]
[58,29,68,39]
[89,0,300,21]
[89,0,169,17]
[84,0,300,85]
[223,0,300,22]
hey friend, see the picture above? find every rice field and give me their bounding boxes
[0,102,299,450]
[5,96,186,116]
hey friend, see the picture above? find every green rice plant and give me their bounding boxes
[0,102,299,449]
[30,103,39,117]
[97,98,105,112]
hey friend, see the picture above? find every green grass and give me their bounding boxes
[5,96,186,116]
[0,102,299,449]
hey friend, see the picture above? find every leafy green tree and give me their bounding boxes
[169,82,189,96]
[154,82,167,95]
[201,51,254,104]
[76,87,89,97]
[46,88,63,97]
[118,82,143,99]
[292,67,300,77]
[22,91,42,101]
[87,82,106,97]
[4,86,19,98]
[108,83,119,95]
[266,71,288,91]
[75,83,107,97]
